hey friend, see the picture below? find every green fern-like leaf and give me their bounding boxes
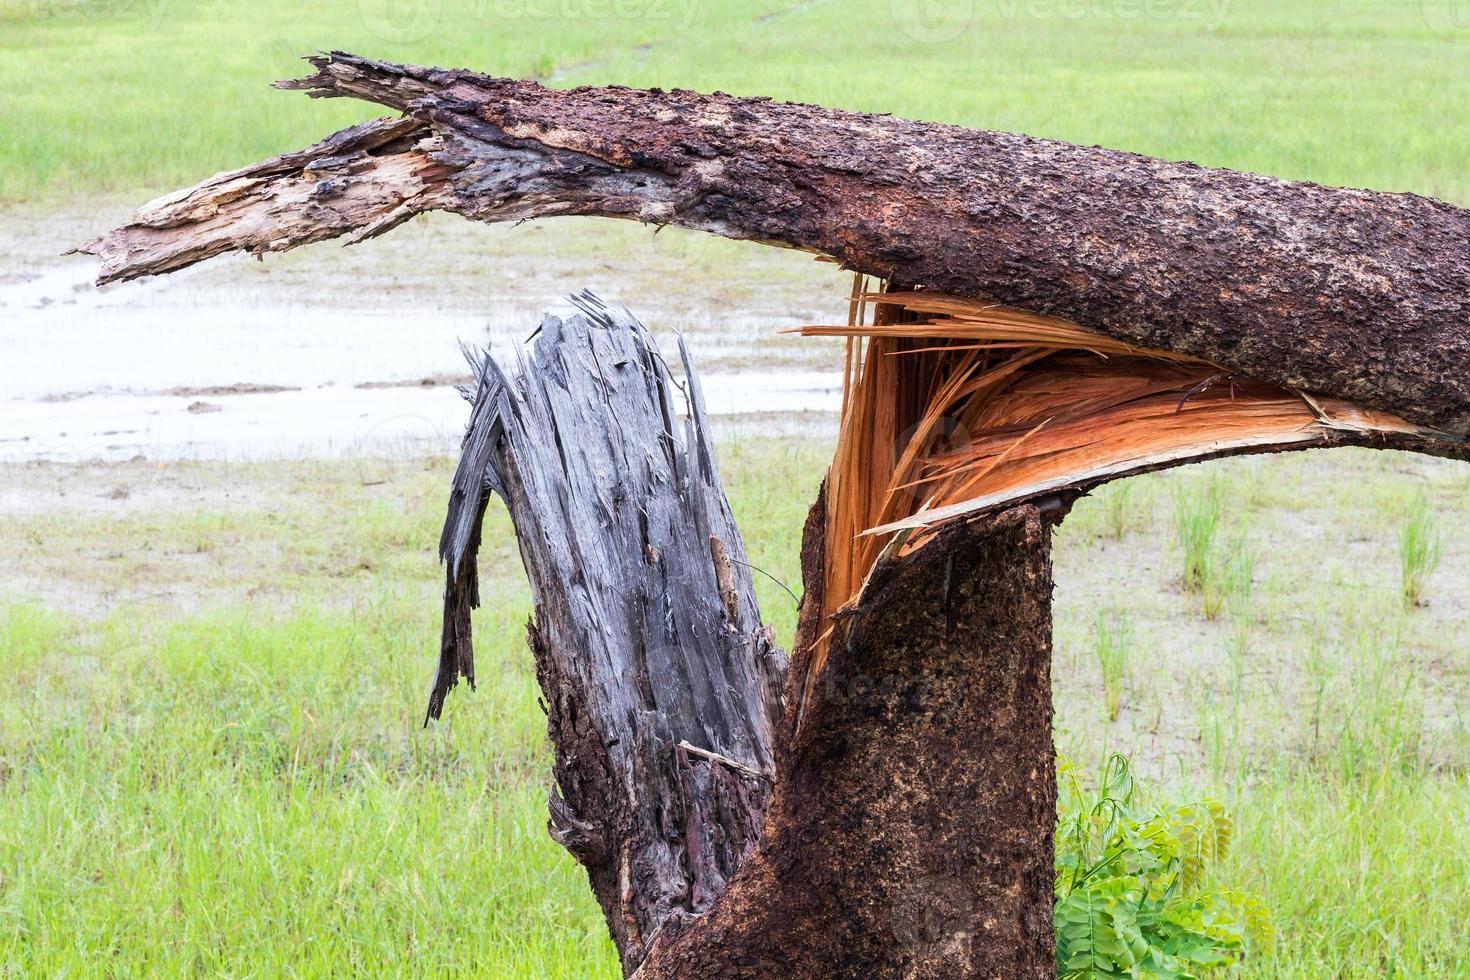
[1054,756,1269,980]
[1221,888,1276,951]
[1172,799,1231,892]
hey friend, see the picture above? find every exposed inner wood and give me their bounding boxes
[791,283,1437,704]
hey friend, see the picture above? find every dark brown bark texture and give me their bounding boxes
[437,292,786,971]
[85,52,1470,437]
[441,299,1057,978]
[637,504,1057,980]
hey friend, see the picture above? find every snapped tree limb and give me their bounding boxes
[85,51,1470,437]
[438,301,1059,978]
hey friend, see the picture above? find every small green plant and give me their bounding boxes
[1201,535,1253,621]
[1304,625,1332,763]
[1102,481,1136,541]
[1055,754,1273,979]
[1399,494,1444,608]
[1333,623,1424,783]
[1223,613,1249,702]
[1174,480,1222,595]
[1094,613,1132,722]
[1174,479,1253,620]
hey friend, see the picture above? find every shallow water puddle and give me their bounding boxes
[2,256,841,461]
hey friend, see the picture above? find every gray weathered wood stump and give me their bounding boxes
[435,293,1056,978]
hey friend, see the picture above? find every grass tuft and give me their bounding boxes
[1093,612,1132,722]
[1400,492,1445,608]
[1174,477,1223,595]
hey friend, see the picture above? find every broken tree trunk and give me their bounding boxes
[436,292,785,971]
[82,52,1470,979]
[445,296,1059,977]
[634,501,1058,980]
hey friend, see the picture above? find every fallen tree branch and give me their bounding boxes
[84,51,1470,436]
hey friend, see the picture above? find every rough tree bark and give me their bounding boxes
[445,296,1059,977]
[635,500,1058,980]
[85,52,1470,437]
[80,53,1470,978]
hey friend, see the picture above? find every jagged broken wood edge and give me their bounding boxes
[434,289,786,970]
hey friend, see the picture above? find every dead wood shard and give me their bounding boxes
[437,291,784,971]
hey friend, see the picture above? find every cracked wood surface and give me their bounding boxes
[435,293,785,972]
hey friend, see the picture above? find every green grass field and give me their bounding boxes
[5,0,1470,975]
[3,0,1469,203]
[0,448,819,976]
[2,446,1469,975]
